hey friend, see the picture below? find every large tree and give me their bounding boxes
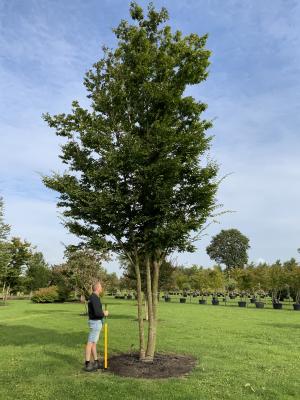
[0,237,32,301]
[43,2,219,361]
[206,229,250,270]
[0,197,10,241]
[25,251,51,292]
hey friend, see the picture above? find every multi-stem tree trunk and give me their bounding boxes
[130,251,162,362]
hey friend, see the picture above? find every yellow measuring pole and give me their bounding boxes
[104,304,108,369]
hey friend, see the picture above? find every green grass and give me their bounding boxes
[0,299,299,400]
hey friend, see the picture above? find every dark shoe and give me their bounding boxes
[93,360,103,370]
[84,362,97,372]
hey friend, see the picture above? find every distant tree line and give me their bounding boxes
[0,197,118,304]
[1,196,299,306]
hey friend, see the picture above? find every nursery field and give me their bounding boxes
[0,299,299,400]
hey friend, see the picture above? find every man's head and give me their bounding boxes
[92,281,102,295]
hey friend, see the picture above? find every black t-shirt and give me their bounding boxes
[88,293,104,320]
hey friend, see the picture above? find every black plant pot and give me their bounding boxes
[164,297,171,303]
[212,299,219,305]
[238,301,247,308]
[199,299,206,305]
[250,298,256,304]
[180,298,186,303]
[255,302,265,309]
[293,303,300,311]
[272,303,283,310]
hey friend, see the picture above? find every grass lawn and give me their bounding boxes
[0,299,299,400]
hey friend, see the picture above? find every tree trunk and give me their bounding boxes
[2,282,6,304]
[134,256,145,360]
[144,256,161,361]
[149,259,160,358]
[144,297,148,321]
[145,255,155,361]
[4,284,10,304]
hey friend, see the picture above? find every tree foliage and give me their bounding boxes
[206,229,250,270]
[25,251,51,292]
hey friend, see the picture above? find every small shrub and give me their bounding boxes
[31,286,59,303]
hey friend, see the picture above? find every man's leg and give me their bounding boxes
[85,341,97,371]
[85,342,93,363]
[91,342,98,361]
[85,320,98,371]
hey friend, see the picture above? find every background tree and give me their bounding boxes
[206,229,250,270]
[207,267,224,294]
[25,251,51,292]
[43,2,219,361]
[224,277,237,294]
[284,259,300,304]
[172,268,189,291]
[0,197,11,303]
[105,272,120,294]
[1,237,32,301]
[252,262,268,298]
[232,268,254,299]
[192,268,209,299]
[50,248,107,304]
[0,197,10,241]
[267,260,286,304]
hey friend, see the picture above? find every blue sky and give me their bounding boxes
[1,0,299,274]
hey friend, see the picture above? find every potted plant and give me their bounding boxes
[180,297,186,303]
[232,269,252,308]
[207,268,224,306]
[286,260,300,311]
[194,269,208,304]
[254,288,266,308]
[212,295,219,305]
[268,261,285,310]
[252,263,268,309]
[238,291,247,308]
[164,293,171,302]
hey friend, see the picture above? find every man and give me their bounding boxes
[85,281,109,372]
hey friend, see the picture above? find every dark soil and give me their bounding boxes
[108,353,197,379]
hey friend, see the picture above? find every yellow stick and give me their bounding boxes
[104,322,108,369]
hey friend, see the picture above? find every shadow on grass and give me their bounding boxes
[109,313,134,320]
[24,309,73,315]
[260,322,300,330]
[0,324,85,347]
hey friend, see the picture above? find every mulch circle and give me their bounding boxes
[107,353,197,379]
